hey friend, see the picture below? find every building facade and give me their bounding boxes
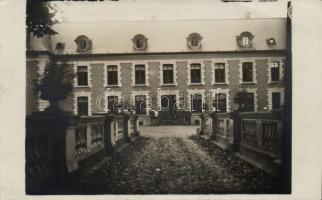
[26,18,286,125]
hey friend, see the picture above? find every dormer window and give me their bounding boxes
[55,42,65,51]
[132,34,148,51]
[237,32,254,48]
[75,35,92,53]
[187,33,202,50]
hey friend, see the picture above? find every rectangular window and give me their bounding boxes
[272,92,281,110]
[77,96,88,115]
[242,62,253,82]
[191,94,202,113]
[212,93,227,113]
[162,64,174,84]
[190,63,201,83]
[77,66,88,86]
[107,96,118,113]
[107,65,118,85]
[214,63,225,83]
[135,95,146,115]
[271,61,280,82]
[135,65,146,85]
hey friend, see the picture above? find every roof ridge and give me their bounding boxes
[57,17,286,24]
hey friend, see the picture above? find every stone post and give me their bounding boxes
[50,114,80,185]
[272,121,283,176]
[133,115,139,137]
[104,115,115,156]
[86,123,92,149]
[123,114,131,143]
[210,112,217,140]
[231,111,241,152]
[256,119,264,147]
[65,123,79,173]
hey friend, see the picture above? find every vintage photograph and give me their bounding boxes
[25,0,292,195]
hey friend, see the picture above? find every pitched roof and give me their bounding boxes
[30,18,286,54]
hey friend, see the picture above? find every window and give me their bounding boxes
[79,40,87,49]
[136,38,144,49]
[55,42,65,50]
[214,63,226,83]
[107,65,118,85]
[242,36,250,47]
[163,64,174,84]
[191,37,199,47]
[271,61,280,82]
[212,93,227,112]
[77,96,88,116]
[135,65,146,85]
[191,63,201,84]
[77,66,88,86]
[107,96,119,113]
[272,92,281,110]
[191,94,202,113]
[135,95,146,115]
[242,62,253,82]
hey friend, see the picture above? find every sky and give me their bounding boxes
[51,0,288,23]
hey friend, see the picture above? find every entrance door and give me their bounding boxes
[161,95,176,111]
[159,95,176,124]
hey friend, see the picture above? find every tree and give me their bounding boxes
[35,61,74,113]
[27,0,58,38]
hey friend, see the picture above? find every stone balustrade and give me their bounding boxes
[239,112,283,174]
[26,112,139,194]
[199,111,283,174]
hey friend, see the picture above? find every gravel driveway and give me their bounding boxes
[72,126,280,194]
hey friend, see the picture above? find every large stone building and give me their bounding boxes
[27,17,286,125]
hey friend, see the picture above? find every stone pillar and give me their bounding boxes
[273,121,283,176]
[210,112,217,140]
[50,114,80,185]
[103,115,115,156]
[231,111,241,152]
[256,120,263,147]
[123,114,131,143]
[199,114,205,135]
[65,124,78,173]
[86,124,92,149]
[133,115,139,136]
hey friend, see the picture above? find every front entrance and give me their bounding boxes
[158,95,191,125]
[159,95,177,125]
[161,95,176,111]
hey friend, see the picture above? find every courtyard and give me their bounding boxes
[66,125,283,194]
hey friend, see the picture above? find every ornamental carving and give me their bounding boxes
[187,33,203,50]
[132,34,148,51]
